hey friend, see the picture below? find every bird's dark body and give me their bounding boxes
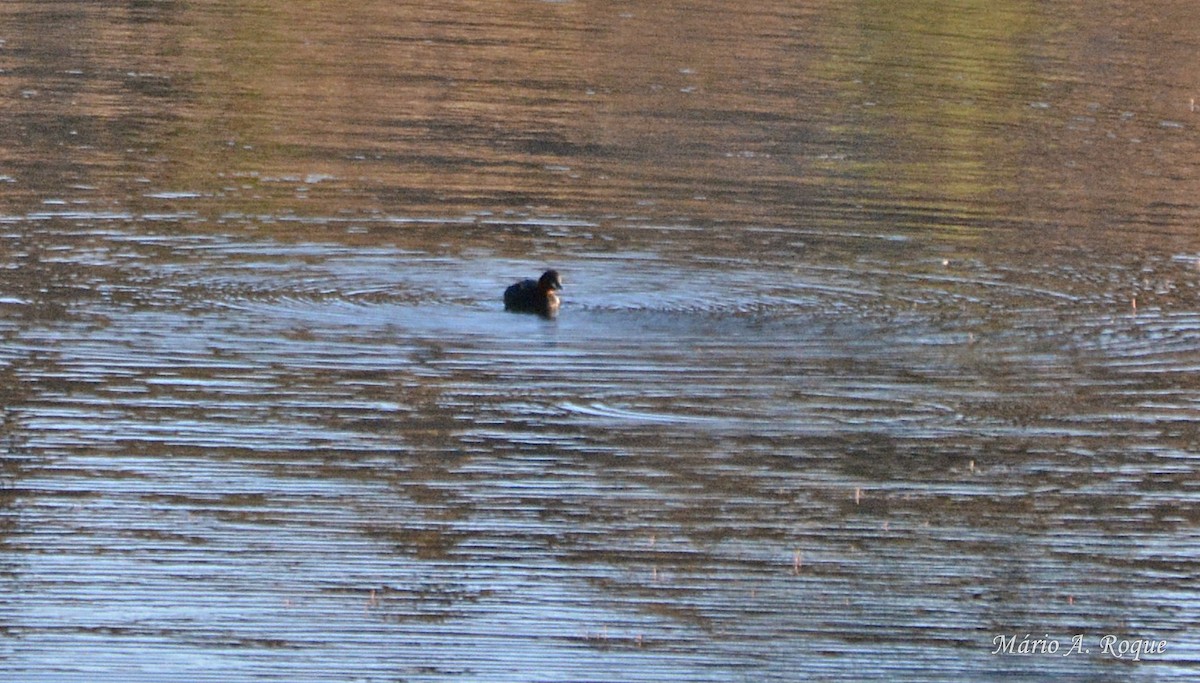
[504,270,562,317]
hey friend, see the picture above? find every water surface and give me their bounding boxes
[2,1,1200,681]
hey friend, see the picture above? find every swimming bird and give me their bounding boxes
[504,269,563,317]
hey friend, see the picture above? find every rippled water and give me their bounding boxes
[2,1,1200,681]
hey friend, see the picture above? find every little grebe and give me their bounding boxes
[504,269,563,317]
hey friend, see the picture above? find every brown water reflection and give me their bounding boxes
[1,1,1200,681]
